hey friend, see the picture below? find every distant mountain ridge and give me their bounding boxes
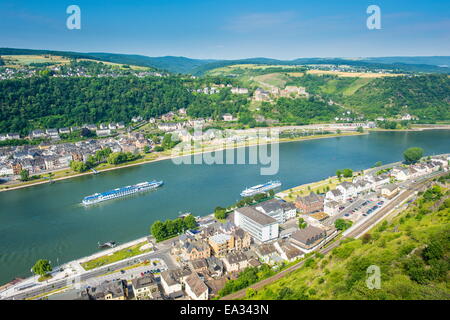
[1,47,449,75]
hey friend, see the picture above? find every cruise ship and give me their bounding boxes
[82,180,163,205]
[240,180,282,197]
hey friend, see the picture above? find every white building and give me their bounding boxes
[183,273,209,300]
[234,206,279,243]
[336,181,357,199]
[160,268,191,295]
[324,200,340,216]
[231,87,249,94]
[325,189,343,202]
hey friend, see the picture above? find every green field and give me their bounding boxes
[80,242,153,271]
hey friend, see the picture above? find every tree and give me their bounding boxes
[422,240,444,261]
[336,170,342,178]
[32,259,52,276]
[19,169,30,181]
[214,207,227,220]
[357,126,364,133]
[336,129,341,134]
[335,219,352,231]
[298,218,307,229]
[143,145,151,153]
[70,160,88,173]
[150,221,166,240]
[342,168,353,178]
[375,161,383,167]
[183,214,197,230]
[403,147,424,163]
[80,128,95,138]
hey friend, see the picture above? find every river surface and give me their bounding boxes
[0,130,449,284]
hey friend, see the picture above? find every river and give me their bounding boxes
[0,130,449,284]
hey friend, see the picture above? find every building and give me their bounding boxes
[160,267,192,295]
[336,181,357,199]
[280,201,297,219]
[88,280,128,300]
[6,133,20,140]
[253,199,287,223]
[31,129,46,139]
[325,189,343,202]
[131,274,159,300]
[157,122,180,132]
[59,128,71,134]
[324,200,340,216]
[222,113,234,121]
[232,228,251,251]
[295,192,324,214]
[222,251,250,272]
[234,206,279,243]
[205,256,224,278]
[190,258,209,274]
[290,225,327,253]
[208,233,234,257]
[274,240,305,262]
[254,88,270,101]
[183,272,209,300]
[231,87,249,94]
[161,111,176,121]
[255,243,282,265]
[96,129,111,137]
[380,184,400,199]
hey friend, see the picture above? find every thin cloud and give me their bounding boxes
[224,11,297,32]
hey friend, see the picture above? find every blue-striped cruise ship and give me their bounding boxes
[82,180,163,205]
[240,180,282,197]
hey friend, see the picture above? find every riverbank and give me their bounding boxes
[0,131,365,193]
[370,124,450,132]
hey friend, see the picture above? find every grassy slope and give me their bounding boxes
[208,64,449,120]
[246,184,450,300]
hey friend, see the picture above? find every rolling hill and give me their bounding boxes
[1,48,449,75]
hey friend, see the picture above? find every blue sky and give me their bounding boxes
[0,0,449,59]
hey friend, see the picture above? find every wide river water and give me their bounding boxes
[0,130,449,284]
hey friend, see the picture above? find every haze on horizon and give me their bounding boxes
[0,0,449,60]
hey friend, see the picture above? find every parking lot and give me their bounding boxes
[342,196,388,223]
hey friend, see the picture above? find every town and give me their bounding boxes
[1,152,448,300]
[0,105,375,189]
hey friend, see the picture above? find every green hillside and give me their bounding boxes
[285,74,450,121]
[245,181,450,300]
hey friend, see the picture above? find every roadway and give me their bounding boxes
[2,247,174,300]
